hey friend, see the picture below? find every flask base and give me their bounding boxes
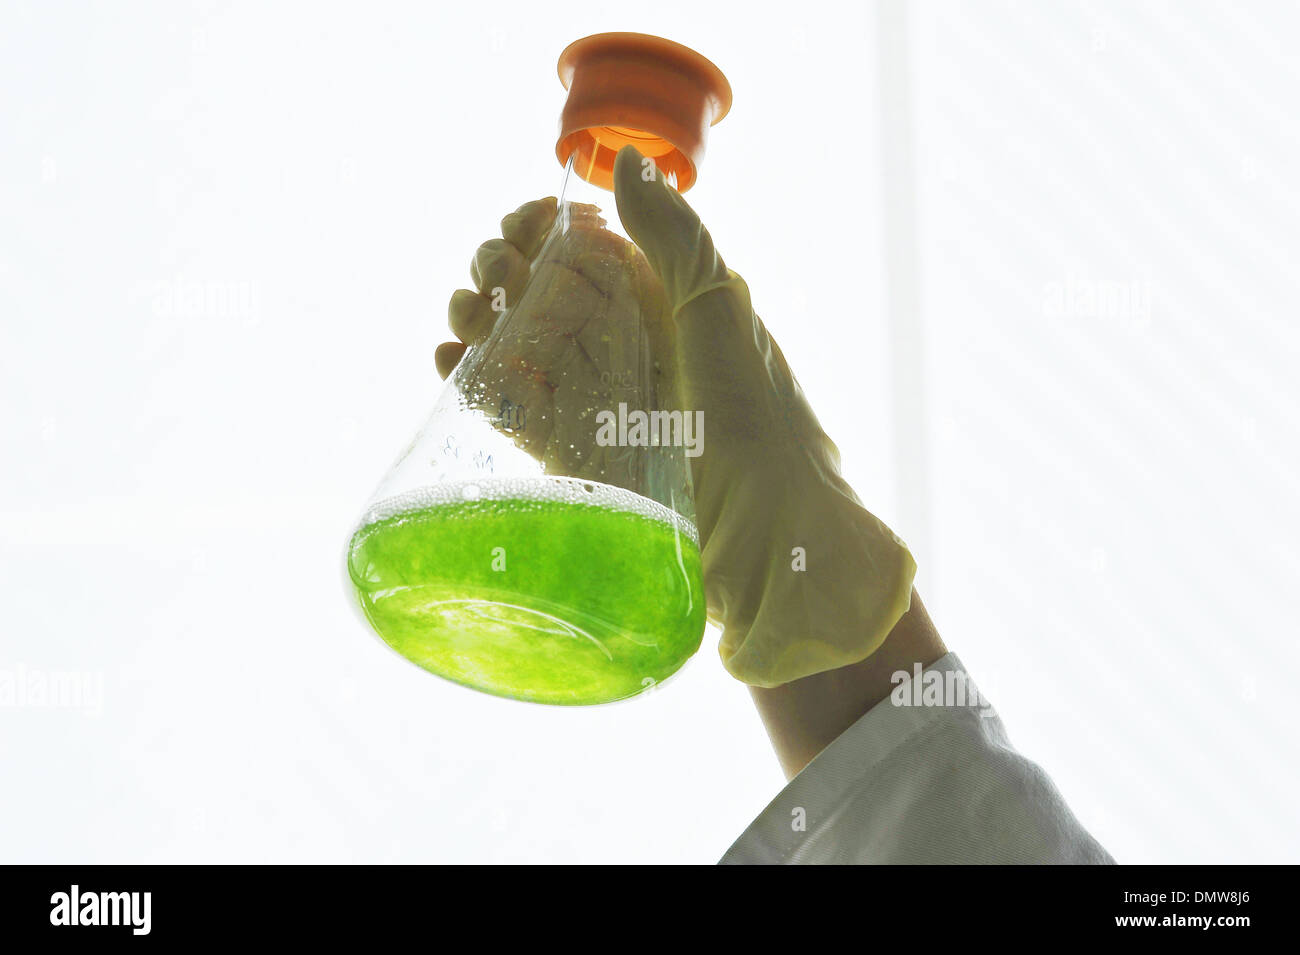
[347,478,706,705]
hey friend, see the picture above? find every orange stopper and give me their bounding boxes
[556,33,732,192]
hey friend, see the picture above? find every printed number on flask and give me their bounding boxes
[498,398,526,432]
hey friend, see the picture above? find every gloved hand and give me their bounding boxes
[438,199,676,485]
[437,145,916,688]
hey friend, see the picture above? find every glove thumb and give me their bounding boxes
[612,145,732,310]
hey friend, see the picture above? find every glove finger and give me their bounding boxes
[501,197,559,259]
[471,237,533,304]
[434,340,467,379]
[612,145,730,309]
[448,288,498,346]
[612,147,773,442]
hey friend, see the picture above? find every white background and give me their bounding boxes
[2,0,1296,863]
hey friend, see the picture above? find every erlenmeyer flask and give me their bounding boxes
[347,33,732,705]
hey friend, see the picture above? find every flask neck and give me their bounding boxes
[559,154,679,202]
[555,155,681,244]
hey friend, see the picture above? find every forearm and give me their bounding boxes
[748,589,947,779]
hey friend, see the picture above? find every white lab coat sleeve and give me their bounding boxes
[718,653,1114,864]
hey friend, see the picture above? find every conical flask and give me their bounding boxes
[347,33,732,705]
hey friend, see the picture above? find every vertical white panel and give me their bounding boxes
[911,0,1300,862]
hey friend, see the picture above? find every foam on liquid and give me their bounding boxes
[356,476,698,545]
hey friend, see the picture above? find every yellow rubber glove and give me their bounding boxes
[438,146,915,687]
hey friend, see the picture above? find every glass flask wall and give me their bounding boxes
[347,158,705,706]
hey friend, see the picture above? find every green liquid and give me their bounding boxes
[347,480,706,705]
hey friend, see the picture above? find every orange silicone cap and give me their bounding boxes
[556,33,732,192]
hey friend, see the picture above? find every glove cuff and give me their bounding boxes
[705,477,917,688]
